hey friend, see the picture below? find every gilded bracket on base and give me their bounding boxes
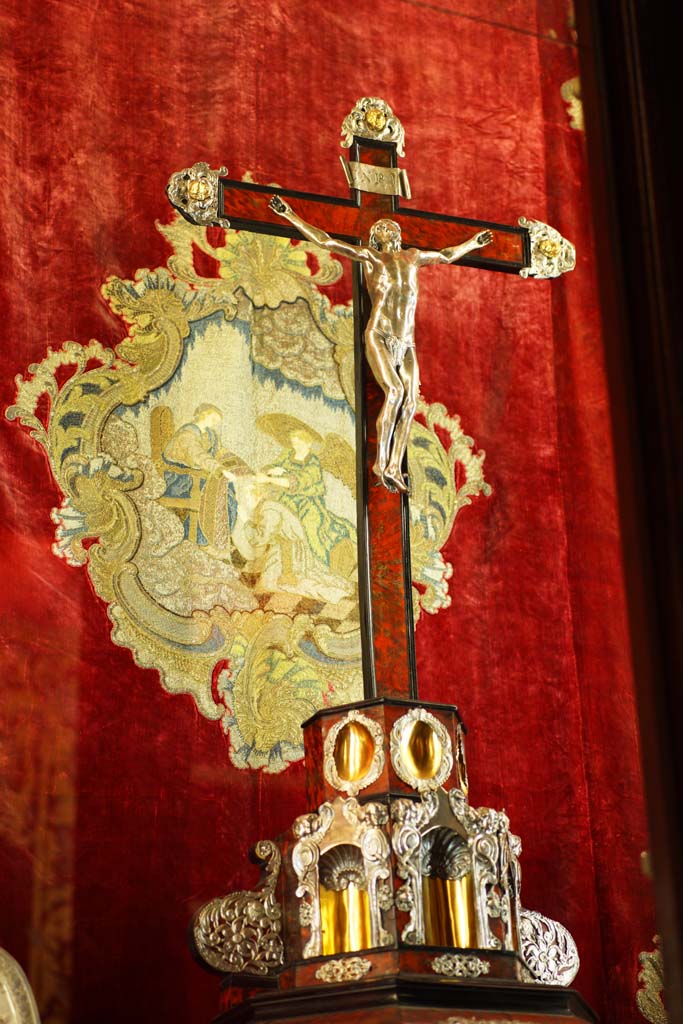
[519,907,580,986]
[191,840,283,975]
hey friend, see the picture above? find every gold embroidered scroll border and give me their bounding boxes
[7,208,490,772]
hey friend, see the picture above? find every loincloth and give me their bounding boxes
[379,331,415,367]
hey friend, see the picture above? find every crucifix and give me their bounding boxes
[170,100,588,1023]
[167,96,575,708]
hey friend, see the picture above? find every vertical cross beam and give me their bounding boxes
[346,138,418,702]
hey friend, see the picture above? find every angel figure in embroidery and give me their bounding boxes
[229,415,357,614]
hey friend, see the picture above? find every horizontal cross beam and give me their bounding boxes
[218,178,530,274]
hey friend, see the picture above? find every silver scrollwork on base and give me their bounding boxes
[431,953,491,979]
[520,908,580,986]
[292,804,335,959]
[314,957,372,983]
[342,799,393,947]
[518,216,576,279]
[391,793,438,944]
[192,839,284,975]
[340,97,406,156]
[166,161,229,227]
[293,798,394,959]
[446,789,523,954]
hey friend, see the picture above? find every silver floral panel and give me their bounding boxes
[192,839,284,975]
[520,908,579,986]
[340,97,406,157]
[431,953,490,979]
[166,162,230,228]
[518,217,576,279]
[314,957,372,983]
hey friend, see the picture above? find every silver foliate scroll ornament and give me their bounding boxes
[519,217,576,279]
[520,908,580,986]
[315,957,372,983]
[292,803,335,958]
[343,799,393,948]
[166,162,229,227]
[447,789,520,953]
[340,97,406,157]
[192,839,284,975]
[431,953,491,979]
[391,793,438,944]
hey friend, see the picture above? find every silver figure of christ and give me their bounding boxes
[270,195,492,493]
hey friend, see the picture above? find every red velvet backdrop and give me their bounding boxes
[0,3,654,1023]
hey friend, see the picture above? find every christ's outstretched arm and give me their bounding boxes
[417,229,493,266]
[269,196,368,262]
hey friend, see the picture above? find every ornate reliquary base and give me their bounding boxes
[191,699,593,1024]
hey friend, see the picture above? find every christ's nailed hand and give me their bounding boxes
[269,195,290,216]
[476,230,494,247]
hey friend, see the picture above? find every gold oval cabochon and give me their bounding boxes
[334,720,376,783]
[401,719,443,780]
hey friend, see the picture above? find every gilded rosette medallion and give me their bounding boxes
[8,187,490,771]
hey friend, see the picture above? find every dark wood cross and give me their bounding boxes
[169,122,531,706]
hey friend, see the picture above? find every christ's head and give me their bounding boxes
[369,218,401,252]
